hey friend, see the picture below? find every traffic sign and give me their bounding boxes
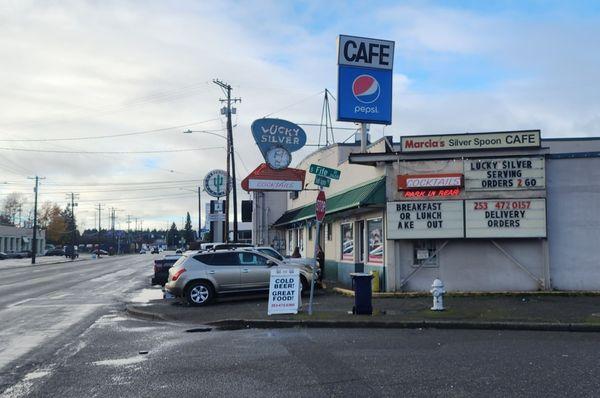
[314,175,330,187]
[315,190,326,222]
[309,164,341,180]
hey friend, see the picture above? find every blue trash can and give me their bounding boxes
[350,272,373,315]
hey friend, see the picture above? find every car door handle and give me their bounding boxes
[242,268,249,273]
[208,270,215,274]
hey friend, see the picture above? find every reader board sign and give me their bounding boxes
[267,268,300,315]
[465,199,547,238]
[401,130,541,153]
[386,200,464,239]
[337,35,394,125]
[464,157,545,191]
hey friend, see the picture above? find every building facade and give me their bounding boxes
[253,132,600,292]
[0,226,46,254]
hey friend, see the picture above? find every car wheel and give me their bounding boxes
[186,281,214,306]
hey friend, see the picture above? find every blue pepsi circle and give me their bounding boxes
[352,74,380,104]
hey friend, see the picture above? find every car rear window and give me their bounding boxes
[194,252,240,266]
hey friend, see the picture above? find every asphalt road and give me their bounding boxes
[1,255,600,397]
[0,253,154,395]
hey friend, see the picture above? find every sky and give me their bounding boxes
[1,0,599,231]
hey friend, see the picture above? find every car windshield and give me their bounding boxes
[258,248,283,261]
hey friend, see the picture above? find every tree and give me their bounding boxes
[42,203,67,244]
[1,192,25,226]
[167,222,179,247]
[183,212,194,243]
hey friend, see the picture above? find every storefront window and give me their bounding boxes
[308,224,313,241]
[298,228,304,252]
[367,218,383,264]
[326,223,332,241]
[341,223,354,261]
[413,240,438,267]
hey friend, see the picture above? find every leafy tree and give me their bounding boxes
[167,222,179,247]
[44,204,66,244]
[184,212,194,243]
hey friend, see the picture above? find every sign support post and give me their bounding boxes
[308,188,327,315]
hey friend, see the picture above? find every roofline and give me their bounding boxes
[349,147,550,165]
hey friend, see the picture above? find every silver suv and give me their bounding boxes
[165,249,314,306]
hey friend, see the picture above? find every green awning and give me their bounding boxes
[273,177,385,227]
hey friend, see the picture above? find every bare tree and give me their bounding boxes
[1,192,25,226]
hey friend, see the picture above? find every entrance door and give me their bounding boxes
[357,220,365,269]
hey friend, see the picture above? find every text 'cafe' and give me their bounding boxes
[349,130,600,292]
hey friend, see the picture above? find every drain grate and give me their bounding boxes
[185,327,212,333]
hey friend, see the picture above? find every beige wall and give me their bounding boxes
[288,140,387,209]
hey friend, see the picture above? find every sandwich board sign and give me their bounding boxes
[267,268,301,315]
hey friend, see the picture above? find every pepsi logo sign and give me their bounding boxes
[352,75,380,104]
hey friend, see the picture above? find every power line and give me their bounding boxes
[0,119,222,142]
[0,146,224,154]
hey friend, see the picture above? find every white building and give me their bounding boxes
[253,131,600,292]
[0,225,46,254]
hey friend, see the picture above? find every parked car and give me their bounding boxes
[249,246,315,268]
[151,247,160,254]
[165,248,313,306]
[91,249,109,256]
[139,249,147,254]
[45,248,65,256]
[0,252,7,260]
[151,254,183,286]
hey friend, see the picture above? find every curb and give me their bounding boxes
[125,304,172,322]
[207,318,600,332]
[332,287,600,298]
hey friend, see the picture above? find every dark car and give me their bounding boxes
[151,254,182,286]
[0,252,7,260]
[45,248,65,256]
[91,249,109,256]
[151,247,160,254]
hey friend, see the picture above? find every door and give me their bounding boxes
[199,252,241,292]
[357,220,365,272]
[239,252,272,290]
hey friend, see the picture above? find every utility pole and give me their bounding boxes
[67,193,79,260]
[96,203,105,248]
[126,215,132,232]
[213,78,241,242]
[28,176,45,264]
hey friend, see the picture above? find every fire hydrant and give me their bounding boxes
[430,279,445,311]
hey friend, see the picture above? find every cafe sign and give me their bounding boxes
[401,130,541,153]
[386,200,464,239]
[465,199,547,238]
[464,157,545,191]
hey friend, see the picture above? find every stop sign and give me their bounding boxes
[315,190,326,222]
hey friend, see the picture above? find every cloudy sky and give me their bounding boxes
[1,0,599,231]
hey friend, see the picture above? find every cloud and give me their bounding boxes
[0,1,599,229]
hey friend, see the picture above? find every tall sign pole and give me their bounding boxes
[197,186,202,240]
[308,189,327,315]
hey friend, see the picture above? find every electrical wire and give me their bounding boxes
[0,146,224,154]
[0,119,221,142]
[261,90,324,118]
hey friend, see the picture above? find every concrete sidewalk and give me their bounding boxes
[126,288,600,332]
[0,256,92,270]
